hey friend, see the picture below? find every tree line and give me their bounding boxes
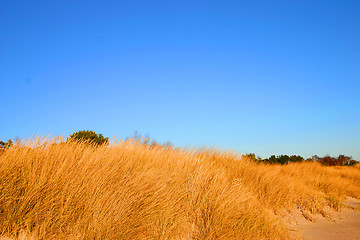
[244,153,358,166]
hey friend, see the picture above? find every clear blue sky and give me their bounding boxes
[1,0,359,160]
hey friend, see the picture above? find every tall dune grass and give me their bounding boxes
[0,137,359,239]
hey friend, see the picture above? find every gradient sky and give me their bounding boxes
[1,0,359,160]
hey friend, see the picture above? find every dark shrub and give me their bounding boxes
[67,130,109,146]
[263,155,304,165]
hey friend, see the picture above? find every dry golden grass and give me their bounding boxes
[0,137,359,239]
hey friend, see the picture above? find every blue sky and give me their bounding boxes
[1,0,359,160]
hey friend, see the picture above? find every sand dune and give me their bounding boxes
[1,141,359,239]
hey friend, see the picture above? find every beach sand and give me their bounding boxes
[287,197,360,240]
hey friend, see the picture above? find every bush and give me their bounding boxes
[67,130,109,146]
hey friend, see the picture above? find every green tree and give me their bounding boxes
[263,155,304,165]
[264,155,279,164]
[289,155,304,163]
[67,130,109,146]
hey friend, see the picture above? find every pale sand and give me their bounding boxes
[287,197,360,240]
[0,232,35,240]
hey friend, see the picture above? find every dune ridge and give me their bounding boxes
[0,137,359,239]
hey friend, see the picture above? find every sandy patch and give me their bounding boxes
[286,197,360,240]
[0,231,35,240]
